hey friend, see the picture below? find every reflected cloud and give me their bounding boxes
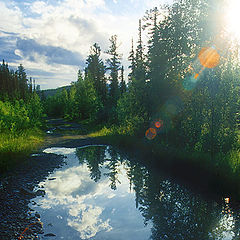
[68,204,112,239]
[31,146,150,239]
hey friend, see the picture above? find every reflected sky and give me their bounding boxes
[30,146,240,240]
[30,146,152,240]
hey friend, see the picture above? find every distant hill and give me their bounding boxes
[42,85,71,98]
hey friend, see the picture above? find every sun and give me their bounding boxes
[225,0,240,40]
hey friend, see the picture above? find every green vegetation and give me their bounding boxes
[1,0,239,194]
[0,61,44,171]
[43,0,240,194]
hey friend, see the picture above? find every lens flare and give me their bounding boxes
[154,120,163,128]
[194,73,199,79]
[198,47,220,68]
[145,128,157,140]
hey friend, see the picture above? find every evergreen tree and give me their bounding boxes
[128,38,136,81]
[119,66,126,95]
[144,7,169,115]
[106,35,122,107]
[17,64,28,100]
[85,43,107,104]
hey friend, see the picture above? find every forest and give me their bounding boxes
[1,0,240,178]
[0,60,44,167]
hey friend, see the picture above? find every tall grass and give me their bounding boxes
[0,128,43,153]
[0,128,44,172]
[0,98,44,172]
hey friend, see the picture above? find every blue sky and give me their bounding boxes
[0,0,172,89]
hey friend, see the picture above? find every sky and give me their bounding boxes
[0,0,172,90]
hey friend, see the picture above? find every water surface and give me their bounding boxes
[30,145,239,240]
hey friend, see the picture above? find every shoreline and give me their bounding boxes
[39,130,240,205]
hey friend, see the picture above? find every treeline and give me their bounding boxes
[0,61,43,134]
[0,60,38,101]
[45,39,126,123]
[45,0,240,155]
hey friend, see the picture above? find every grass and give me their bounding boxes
[88,126,114,137]
[0,128,44,172]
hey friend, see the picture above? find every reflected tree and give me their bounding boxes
[76,146,106,182]
[104,147,121,190]
[76,146,123,189]
[76,146,240,239]
[126,162,224,239]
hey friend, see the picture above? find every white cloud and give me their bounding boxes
[30,1,49,14]
[0,1,23,32]
[0,0,173,89]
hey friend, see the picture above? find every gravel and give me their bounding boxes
[0,153,65,239]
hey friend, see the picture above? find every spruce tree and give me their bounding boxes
[106,35,122,108]
[128,38,136,81]
[119,66,126,95]
[85,43,107,104]
[17,64,28,100]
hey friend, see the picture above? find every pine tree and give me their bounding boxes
[128,38,136,81]
[85,43,107,104]
[119,66,126,95]
[106,35,122,107]
[131,19,148,119]
[17,64,28,100]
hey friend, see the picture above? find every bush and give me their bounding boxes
[0,96,43,134]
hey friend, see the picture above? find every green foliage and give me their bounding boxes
[73,75,101,121]
[43,0,240,163]
[44,73,101,121]
[44,88,69,117]
[117,81,148,134]
[0,95,43,134]
[0,61,34,101]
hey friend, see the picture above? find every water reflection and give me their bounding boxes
[30,146,240,240]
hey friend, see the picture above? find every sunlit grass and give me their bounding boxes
[87,123,139,138]
[0,128,44,172]
[0,128,43,153]
[88,126,114,138]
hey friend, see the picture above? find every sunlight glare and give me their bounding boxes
[225,0,240,40]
